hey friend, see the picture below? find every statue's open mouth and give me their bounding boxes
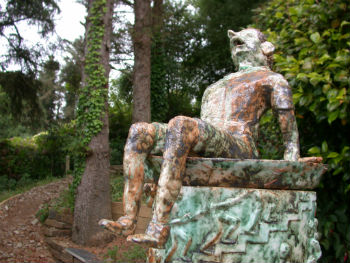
[232,37,245,47]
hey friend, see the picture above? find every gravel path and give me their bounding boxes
[0,177,71,263]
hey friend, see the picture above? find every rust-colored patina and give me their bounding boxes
[99,28,304,248]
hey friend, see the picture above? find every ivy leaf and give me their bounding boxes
[308,146,320,155]
[340,20,350,28]
[275,12,283,19]
[310,32,321,43]
[328,110,339,124]
[322,141,328,153]
[327,152,339,158]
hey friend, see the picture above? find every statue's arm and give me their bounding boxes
[276,109,300,161]
[271,76,300,161]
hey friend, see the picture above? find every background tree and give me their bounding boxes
[60,37,85,121]
[0,71,41,123]
[0,0,61,135]
[150,0,168,122]
[72,0,114,245]
[132,0,152,123]
[253,0,349,261]
[0,57,61,136]
[38,56,61,126]
[0,0,60,73]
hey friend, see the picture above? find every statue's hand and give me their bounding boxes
[283,142,300,161]
[298,157,323,163]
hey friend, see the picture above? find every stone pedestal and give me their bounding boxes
[149,187,321,263]
[145,157,326,263]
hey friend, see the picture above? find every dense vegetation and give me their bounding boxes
[0,127,72,192]
[253,0,349,261]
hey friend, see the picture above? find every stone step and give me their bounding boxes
[65,247,102,263]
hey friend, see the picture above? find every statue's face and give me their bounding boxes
[228,29,267,68]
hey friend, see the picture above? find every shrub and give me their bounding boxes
[0,123,75,191]
[253,0,350,261]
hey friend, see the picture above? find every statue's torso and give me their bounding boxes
[201,67,289,138]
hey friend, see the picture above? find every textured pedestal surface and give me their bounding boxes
[146,156,326,190]
[148,187,321,263]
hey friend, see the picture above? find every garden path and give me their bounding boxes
[0,177,70,262]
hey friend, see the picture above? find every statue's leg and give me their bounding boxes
[128,117,257,246]
[99,122,167,235]
[128,116,200,246]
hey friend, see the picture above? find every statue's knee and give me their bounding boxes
[128,122,156,140]
[168,116,197,131]
[125,123,156,153]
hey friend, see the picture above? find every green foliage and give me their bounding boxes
[121,245,147,262]
[0,123,74,194]
[0,71,42,121]
[104,244,147,263]
[111,176,124,202]
[51,188,76,211]
[152,1,203,119]
[60,37,84,121]
[151,32,168,122]
[257,110,284,160]
[253,0,350,261]
[36,203,50,223]
[0,57,64,136]
[110,68,133,104]
[109,80,132,164]
[38,56,62,125]
[36,189,75,224]
[0,87,34,138]
[105,245,119,262]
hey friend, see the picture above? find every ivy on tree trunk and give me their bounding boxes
[72,0,114,245]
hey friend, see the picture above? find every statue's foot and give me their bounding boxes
[98,216,136,236]
[127,221,170,248]
[127,233,160,247]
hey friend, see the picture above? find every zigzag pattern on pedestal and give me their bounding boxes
[213,195,316,256]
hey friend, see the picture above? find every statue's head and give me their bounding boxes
[227,28,275,70]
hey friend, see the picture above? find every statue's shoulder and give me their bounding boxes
[267,71,289,87]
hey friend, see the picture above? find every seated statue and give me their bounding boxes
[100,28,300,247]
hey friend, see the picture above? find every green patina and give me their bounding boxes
[150,187,321,263]
[70,0,109,200]
[145,156,326,190]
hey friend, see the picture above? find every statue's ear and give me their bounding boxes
[261,41,275,56]
[227,30,236,39]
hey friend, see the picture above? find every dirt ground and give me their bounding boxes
[0,178,70,262]
[0,177,147,263]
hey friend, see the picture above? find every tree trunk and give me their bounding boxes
[72,0,114,245]
[132,0,152,123]
[150,0,168,122]
[152,0,163,32]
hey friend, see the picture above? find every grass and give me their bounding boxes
[111,175,124,202]
[0,176,62,203]
[104,244,147,263]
